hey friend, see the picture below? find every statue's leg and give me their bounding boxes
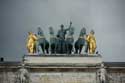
[60,40,63,54]
[71,44,73,54]
[50,44,52,53]
[84,42,89,53]
[57,40,60,54]
[53,44,56,53]
[74,42,78,54]
[46,43,49,54]
[63,40,67,54]
[75,48,78,54]
[69,44,72,54]
[79,44,83,54]
[46,49,49,54]
[55,41,57,53]
[89,43,93,54]
[30,43,34,54]
[66,42,68,54]
[102,80,104,83]
[89,43,95,54]
[41,44,45,54]
[92,42,96,54]
[50,44,53,54]
[68,44,70,54]
[64,42,67,54]
[33,43,36,53]
[52,44,56,54]
[92,49,95,54]
[65,42,69,54]
[56,43,59,53]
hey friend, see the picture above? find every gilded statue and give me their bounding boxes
[86,30,96,54]
[26,32,37,54]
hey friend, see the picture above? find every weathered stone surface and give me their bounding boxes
[30,72,97,83]
[24,54,102,67]
[0,55,125,83]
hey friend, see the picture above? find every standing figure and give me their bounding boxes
[26,32,37,54]
[56,24,70,54]
[86,30,96,54]
[49,26,57,54]
[15,63,30,83]
[97,64,107,83]
[37,27,49,54]
[66,21,74,54]
[75,27,86,54]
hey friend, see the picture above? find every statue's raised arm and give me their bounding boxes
[65,21,72,32]
[66,21,74,54]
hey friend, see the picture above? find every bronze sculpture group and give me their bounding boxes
[26,22,97,55]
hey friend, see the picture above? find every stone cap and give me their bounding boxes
[23,54,102,67]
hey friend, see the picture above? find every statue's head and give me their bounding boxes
[49,26,54,35]
[49,26,53,31]
[37,27,42,32]
[28,32,33,35]
[37,27,44,36]
[101,63,105,68]
[21,62,25,68]
[60,24,64,30]
[90,29,95,35]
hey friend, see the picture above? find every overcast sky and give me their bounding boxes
[0,0,125,62]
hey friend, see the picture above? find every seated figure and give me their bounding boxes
[56,24,70,54]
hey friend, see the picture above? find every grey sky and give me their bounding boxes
[0,0,125,62]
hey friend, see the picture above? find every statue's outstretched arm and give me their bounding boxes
[33,34,38,40]
[65,21,73,31]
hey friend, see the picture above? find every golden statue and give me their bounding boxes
[86,30,96,54]
[26,32,37,54]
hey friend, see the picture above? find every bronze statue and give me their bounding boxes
[75,27,86,54]
[86,30,96,54]
[49,26,57,54]
[66,21,74,54]
[37,27,49,54]
[26,32,37,54]
[97,63,107,83]
[56,24,70,54]
[15,63,30,83]
[26,23,98,55]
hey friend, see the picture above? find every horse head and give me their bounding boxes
[37,27,44,36]
[80,27,86,36]
[49,26,54,35]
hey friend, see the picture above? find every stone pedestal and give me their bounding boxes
[23,54,102,83]
[24,54,102,67]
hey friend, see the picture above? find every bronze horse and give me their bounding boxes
[37,27,49,54]
[74,27,87,54]
[65,22,74,54]
[49,27,57,54]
